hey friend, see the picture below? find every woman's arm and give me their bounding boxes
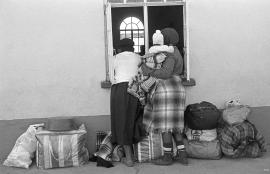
[141,54,175,79]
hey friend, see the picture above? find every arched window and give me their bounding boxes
[120,16,144,53]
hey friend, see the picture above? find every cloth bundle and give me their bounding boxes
[219,120,266,158]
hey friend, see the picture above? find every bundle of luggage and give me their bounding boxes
[131,100,267,162]
[218,100,267,158]
[184,101,222,159]
[3,118,89,169]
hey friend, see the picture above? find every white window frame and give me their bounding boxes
[103,0,191,83]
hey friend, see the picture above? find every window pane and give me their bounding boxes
[139,38,144,45]
[119,16,144,53]
[126,30,131,39]
[132,17,140,24]
[137,22,144,29]
[126,24,132,30]
[132,23,138,29]
[120,31,125,40]
[124,17,131,24]
[120,22,126,30]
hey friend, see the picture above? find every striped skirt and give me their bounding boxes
[143,76,186,133]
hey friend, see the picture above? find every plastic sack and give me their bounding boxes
[3,123,44,168]
[185,128,217,142]
[35,124,89,169]
[222,105,250,125]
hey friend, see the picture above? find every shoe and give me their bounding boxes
[152,153,173,166]
[175,150,188,165]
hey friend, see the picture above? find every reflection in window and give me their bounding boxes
[120,17,144,53]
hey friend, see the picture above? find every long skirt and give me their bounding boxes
[111,82,142,145]
[143,76,186,133]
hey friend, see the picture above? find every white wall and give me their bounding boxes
[187,0,270,108]
[0,0,110,119]
[0,0,270,120]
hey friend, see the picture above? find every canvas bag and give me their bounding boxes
[184,139,222,160]
[185,101,221,130]
[36,124,89,169]
[134,132,177,163]
[185,128,217,142]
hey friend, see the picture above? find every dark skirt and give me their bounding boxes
[111,82,143,145]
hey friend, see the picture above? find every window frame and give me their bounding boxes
[102,0,192,88]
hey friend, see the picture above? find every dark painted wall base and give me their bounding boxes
[0,115,110,163]
[0,106,269,162]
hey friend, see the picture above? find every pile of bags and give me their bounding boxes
[184,101,222,159]
[3,118,89,169]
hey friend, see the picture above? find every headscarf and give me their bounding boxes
[161,28,179,46]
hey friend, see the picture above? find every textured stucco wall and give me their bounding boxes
[0,0,110,119]
[186,0,270,108]
[1,0,270,120]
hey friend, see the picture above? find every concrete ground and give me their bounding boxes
[1,145,269,174]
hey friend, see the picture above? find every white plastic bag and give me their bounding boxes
[3,123,44,168]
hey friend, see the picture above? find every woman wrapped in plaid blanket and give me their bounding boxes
[140,28,187,166]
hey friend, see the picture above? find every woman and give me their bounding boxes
[110,38,141,167]
[141,28,188,165]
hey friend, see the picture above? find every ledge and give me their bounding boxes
[101,80,112,89]
[101,78,196,89]
[182,78,196,87]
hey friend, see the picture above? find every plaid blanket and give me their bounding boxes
[143,75,185,133]
[94,131,124,162]
[219,120,266,158]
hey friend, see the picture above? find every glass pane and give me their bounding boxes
[132,17,140,24]
[134,46,139,53]
[137,22,144,29]
[126,31,131,39]
[132,23,138,30]
[139,30,144,37]
[120,22,126,30]
[124,17,131,24]
[139,38,144,45]
[133,38,139,45]
[126,24,132,30]
[120,31,125,40]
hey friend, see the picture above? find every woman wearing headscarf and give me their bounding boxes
[141,28,188,165]
[110,38,142,167]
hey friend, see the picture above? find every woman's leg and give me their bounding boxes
[173,132,188,165]
[122,145,134,167]
[153,132,173,165]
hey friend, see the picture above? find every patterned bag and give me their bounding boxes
[94,131,124,162]
[36,124,89,169]
[134,133,163,162]
[185,128,217,142]
[134,132,177,163]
